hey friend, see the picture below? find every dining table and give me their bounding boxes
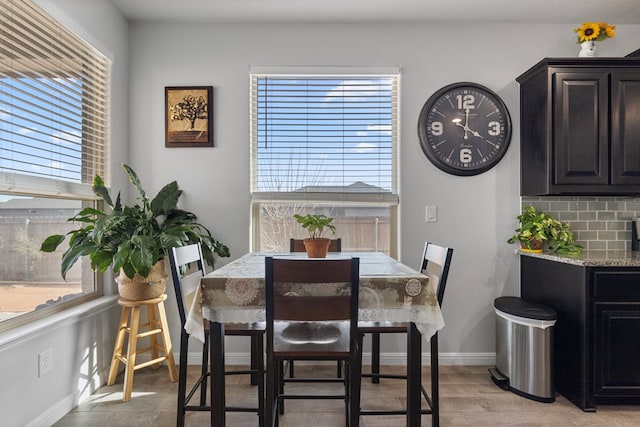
[184,251,445,426]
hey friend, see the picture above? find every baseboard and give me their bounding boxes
[187,351,496,367]
[26,392,77,427]
[28,365,106,427]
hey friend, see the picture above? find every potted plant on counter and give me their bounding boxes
[507,206,583,256]
[293,213,336,258]
[40,164,230,300]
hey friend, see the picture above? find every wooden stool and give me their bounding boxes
[107,294,178,401]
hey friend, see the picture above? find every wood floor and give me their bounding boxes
[54,364,640,426]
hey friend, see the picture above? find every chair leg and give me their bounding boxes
[274,359,281,427]
[288,359,295,378]
[278,360,285,415]
[176,331,189,427]
[200,334,209,406]
[251,335,259,385]
[371,331,380,383]
[430,332,439,427]
[350,334,364,427]
[265,355,278,427]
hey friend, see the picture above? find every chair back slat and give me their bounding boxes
[271,257,352,283]
[168,243,206,326]
[289,238,342,253]
[419,242,454,306]
[274,295,351,321]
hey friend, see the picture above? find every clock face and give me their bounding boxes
[417,82,512,176]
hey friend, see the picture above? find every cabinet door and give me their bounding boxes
[553,71,609,185]
[611,70,640,184]
[594,303,640,398]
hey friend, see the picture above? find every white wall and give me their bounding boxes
[127,20,640,362]
[0,1,130,426]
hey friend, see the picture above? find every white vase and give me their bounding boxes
[579,40,596,57]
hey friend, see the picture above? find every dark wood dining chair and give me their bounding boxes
[288,237,343,379]
[168,243,265,427]
[357,241,453,426]
[264,256,362,427]
[289,237,342,252]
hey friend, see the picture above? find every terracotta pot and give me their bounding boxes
[303,238,331,258]
[116,259,167,301]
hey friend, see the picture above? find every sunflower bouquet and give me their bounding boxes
[573,21,616,43]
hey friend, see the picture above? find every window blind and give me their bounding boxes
[0,0,110,198]
[250,69,399,204]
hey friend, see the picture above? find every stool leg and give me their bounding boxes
[147,303,161,369]
[122,305,141,402]
[108,306,130,386]
[156,300,178,382]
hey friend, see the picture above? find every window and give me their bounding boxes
[0,0,110,330]
[250,67,399,254]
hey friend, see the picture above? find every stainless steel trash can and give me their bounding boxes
[489,296,557,402]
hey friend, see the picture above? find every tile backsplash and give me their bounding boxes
[522,196,640,251]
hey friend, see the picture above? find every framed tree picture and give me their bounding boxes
[165,86,213,147]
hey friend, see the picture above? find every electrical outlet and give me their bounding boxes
[39,348,53,377]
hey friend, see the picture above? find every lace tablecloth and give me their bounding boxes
[185,252,445,341]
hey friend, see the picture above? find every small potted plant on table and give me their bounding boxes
[507,206,583,256]
[293,213,336,258]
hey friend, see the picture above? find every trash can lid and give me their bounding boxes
[494,296,557,321]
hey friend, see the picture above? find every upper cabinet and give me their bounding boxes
[516,58,640,196]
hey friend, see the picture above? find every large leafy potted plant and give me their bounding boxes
[293,213,336,258]
[40,164,230,300]
[507,206,583,256]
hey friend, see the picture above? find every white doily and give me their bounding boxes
[405,278,422,297]
[225,279,259,305]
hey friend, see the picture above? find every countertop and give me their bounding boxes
[520,250,640,267]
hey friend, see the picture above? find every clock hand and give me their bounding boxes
[454,116,470,140]
[462,108,486,140]
[463,108,470,140]
[454,121,471,140]
[469,129,483,138]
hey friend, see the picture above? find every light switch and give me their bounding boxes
[426,205,437,223]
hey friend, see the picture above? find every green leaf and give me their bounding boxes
[40,234,65,252]
[130,235,156,276]
[151,181,181,215]
[60,242,95,279]
[72,207,105,219]
[112,243,132,272]
[90,250,116,272]
[123,164,146,200]
[121,262,136,280]
[92,175,113,207]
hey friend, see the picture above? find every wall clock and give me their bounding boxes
[417,82,512,176]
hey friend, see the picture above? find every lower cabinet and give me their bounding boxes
[521,256,640,411]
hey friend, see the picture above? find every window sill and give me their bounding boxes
[0,295,118,349]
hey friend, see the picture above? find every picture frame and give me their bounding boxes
[165,86,213,147]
